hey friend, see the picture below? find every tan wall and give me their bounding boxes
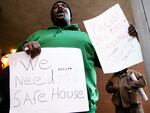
[0,0,150,113]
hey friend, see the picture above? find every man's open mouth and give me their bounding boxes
[57,9,64,16]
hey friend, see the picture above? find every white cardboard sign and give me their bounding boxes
[84,4,143,73]
[8,48,89,113]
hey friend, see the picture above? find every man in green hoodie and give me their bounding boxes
[16,1,138,113]
[17,1,101,113]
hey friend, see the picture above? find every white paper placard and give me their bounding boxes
[84,4,143,73]
[8,48,89,113]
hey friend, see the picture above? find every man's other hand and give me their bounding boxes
[128,24,139,40]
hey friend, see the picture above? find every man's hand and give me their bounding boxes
[22,41,41,59]
[128,24,139,40]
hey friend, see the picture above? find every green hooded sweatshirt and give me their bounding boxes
[17,24,101,112]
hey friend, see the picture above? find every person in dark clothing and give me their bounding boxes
[106,68,146,113]
[0,67,10,113]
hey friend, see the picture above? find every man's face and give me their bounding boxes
[51,2,71,23]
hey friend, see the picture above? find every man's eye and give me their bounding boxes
[53,4,67,9]
[62,4,67,8]
[53,6,57,9]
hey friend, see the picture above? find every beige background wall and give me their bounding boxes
[0,0,134,52]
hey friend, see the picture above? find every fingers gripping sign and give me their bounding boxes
[22,41,41,59]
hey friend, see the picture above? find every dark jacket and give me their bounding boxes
[0,67,10,113]
[106,70,146,108]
